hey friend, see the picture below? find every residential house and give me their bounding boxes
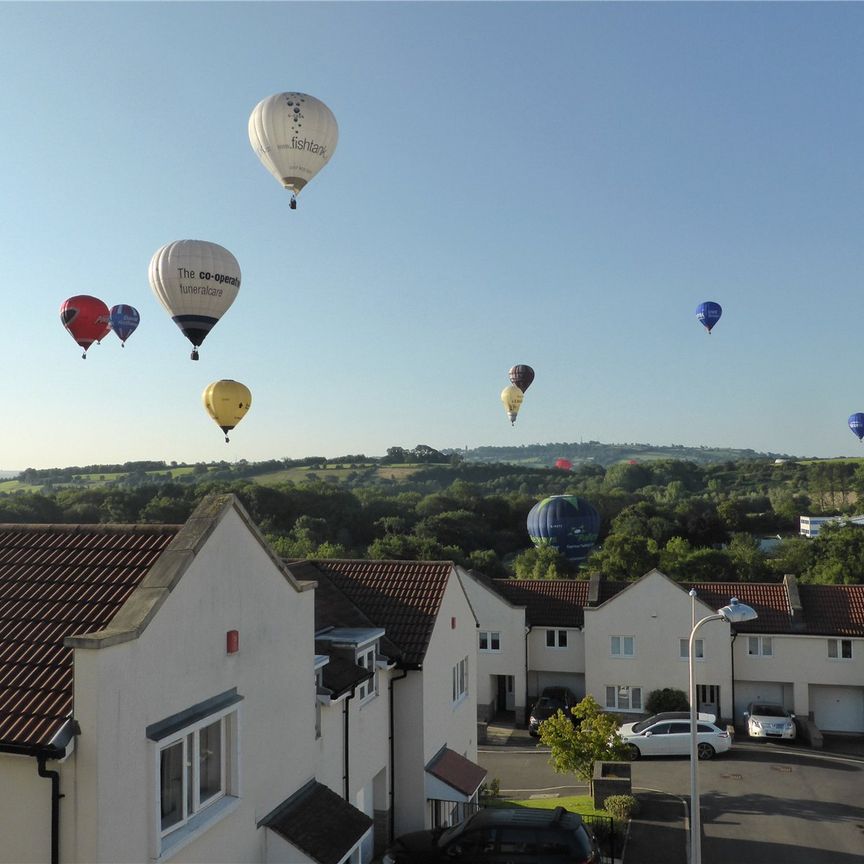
[300,560,486,838]
[0,495,374,864]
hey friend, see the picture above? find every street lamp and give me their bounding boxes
[688,591,757,864]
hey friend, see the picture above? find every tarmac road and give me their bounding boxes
[478,738,864,864]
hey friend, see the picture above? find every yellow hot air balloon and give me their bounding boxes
[202,380,252,442]
[501,384,524,426]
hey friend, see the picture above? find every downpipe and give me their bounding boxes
[37,753,63,864]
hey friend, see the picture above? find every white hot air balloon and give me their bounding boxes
[148,240,240,360]
[248,92,338,208]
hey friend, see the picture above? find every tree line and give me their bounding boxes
[3,456,864,585]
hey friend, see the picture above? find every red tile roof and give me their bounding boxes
[684,583,792,633]
[309,560,455,666]
[797,585,864,636]
[0,524,179,750]
[426,746,487,797]
[491,579,627,627]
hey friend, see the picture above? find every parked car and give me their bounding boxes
[382,805,600,863]
[744,702,797,740]
[618,716,731,760]
[528,687,579,737]
[619,710,717,738]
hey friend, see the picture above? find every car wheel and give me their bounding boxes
[626,744,640,761]
[697,742,715,760]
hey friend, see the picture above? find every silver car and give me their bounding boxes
[744,702,797,740]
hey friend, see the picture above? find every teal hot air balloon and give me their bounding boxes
[527,495,600,564]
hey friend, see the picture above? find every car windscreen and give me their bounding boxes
[752,704,787,717]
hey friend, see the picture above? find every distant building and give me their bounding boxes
[799,514,864,538]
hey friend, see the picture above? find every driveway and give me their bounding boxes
[478,737,864,863]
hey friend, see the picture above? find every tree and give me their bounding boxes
[586,534,659,580]
[511,545,574,579]
[537,694,629,795]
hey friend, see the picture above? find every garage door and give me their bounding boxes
[810,685,864,733]
[734,681,791,723]
[534,672,585,702]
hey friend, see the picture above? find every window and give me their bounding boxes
[610,636,635,657]
[546,629,568,648]
[479,631,501,652]
[828,638,853,660]
[356,645,378,702]
[680,638,704,659]
[452,656,469,703]
[748,636,772,657]
[605,685,642,711]
[147,690,242,858]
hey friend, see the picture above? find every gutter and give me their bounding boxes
[0,719,79,864]
[387,666,411,841]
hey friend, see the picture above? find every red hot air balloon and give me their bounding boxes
[60,295,111,358]
[554,458,573,471]
[509,364,535,393]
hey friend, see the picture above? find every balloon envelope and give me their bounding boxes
[527,495,601,564]
[60,295,111,357]
[509,364,535,392]
[109,304,140,345]
[696,301,722,333]
[149,240,240,359]
[248,92,338,200]
[849,413,864,441]
[203,380,252,442]
[554,458,573,471]
[501,384,524,425]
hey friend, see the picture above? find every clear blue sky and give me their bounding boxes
[1,1,863,470]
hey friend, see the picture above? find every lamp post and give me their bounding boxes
[688,592,757,864]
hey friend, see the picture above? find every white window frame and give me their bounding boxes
[452,656,469,705]
[356,644,378,703]
[748,636,773,657]
[546,629,568,649]
[610,635,635,657]
[680,638,704,660]
[153,704,240,860]
[828,638,853,660]
[479,630,501,652]
[605,685,642,712]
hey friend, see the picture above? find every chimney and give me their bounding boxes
[587,571,602,607]
[783,574,806,633]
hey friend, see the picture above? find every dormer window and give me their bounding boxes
[356,644,378,702]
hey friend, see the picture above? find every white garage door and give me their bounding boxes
[734,681,791,722]
[811,685,864,733]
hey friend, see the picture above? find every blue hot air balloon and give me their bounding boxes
[696,301,722,334]
[849,413,864,441]
[109,304,140,347]
[527,495,601,565]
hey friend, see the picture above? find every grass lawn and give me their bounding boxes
[490,795,608,817]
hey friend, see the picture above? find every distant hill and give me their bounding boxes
[0,470,20,479]
[447,441,797,468]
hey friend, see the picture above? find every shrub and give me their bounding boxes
[480,777,500,799]
[603,794,640,820]
[645,687,689,714]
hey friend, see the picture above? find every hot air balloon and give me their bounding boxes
[60,295,111,358]
[148,240,240,360]
[109,304,140,347]
[248,92,338,209]
[696,301,722,334]
[203,380,252,443]
[501,385,524,425]
[554,458,573,471]
[509,364,535,393]
[849,413,864,441]
[527,495,600,564]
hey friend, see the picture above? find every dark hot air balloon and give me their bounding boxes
[527,495,600,565]
[849,413,864,441]
[696,301,722,334]
[109,304,140,347]
[509,364,535,392]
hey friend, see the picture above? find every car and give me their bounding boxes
[619,710,717,738]
[382,805,600,863]
[618,716,731,760]
[528,687,579,737]
[744,702,797,740]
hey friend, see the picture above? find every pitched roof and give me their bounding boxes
[260,780,372,864]
[305,560,455,666]
[796,585,864,636]
[491,578,626,628]
[0,523,179,750]
[684,582,792,633]
[426,746,487,798]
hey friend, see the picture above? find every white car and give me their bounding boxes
[618,715,731,760]
[744,702,797,740]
